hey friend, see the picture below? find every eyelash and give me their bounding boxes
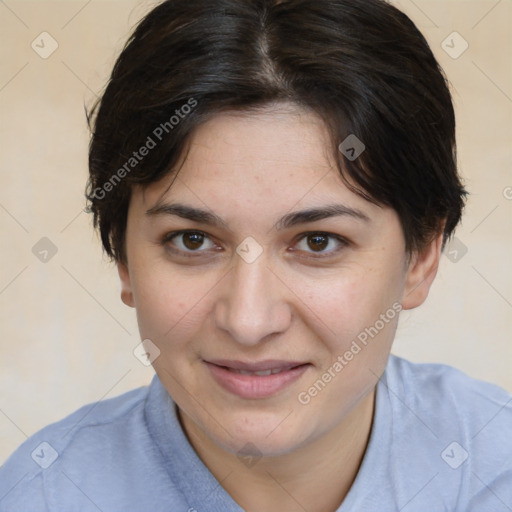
[160,230,349,259]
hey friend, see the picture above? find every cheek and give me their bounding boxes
[294,270,400,419]
[290,264,404,402]
[296,266,401,343]
[130,264,216,346]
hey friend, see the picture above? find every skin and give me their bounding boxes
[118,104,443,511]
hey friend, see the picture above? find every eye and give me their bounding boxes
[161,230,347,259]
[293,232,347,256]
[162,230,217,255]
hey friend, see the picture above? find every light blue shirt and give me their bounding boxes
[1,355,511,511]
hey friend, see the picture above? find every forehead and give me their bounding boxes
[187,105,331,169]
[139,105,368,212]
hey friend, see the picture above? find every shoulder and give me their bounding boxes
[0,383,165,512]
[382,355,512,510]
[385,354,512,445]
[386,354,512,422]
[3,382,149,457]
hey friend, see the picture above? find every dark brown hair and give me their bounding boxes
[87,0,466,262]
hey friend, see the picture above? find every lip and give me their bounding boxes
[204,359,311,399]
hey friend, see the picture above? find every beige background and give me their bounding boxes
[0,0,511,464]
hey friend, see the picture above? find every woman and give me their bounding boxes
[1,1,510,510]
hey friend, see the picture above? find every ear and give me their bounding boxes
[117,262,135,308]
[402,232,444,310]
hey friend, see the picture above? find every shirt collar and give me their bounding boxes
[144,374,243,511]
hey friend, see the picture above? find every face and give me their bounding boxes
[119,105,441,458]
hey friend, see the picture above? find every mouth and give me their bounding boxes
[204,359,311,399]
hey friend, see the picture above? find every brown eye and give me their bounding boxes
[307,234,329,252]
[182,232,204,250]
[163,230,216,254]
[294,232,347,257]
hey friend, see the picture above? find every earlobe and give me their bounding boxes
[117,262,135,308]
[402,233,444,310]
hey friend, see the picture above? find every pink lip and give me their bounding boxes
[204,359,311,399]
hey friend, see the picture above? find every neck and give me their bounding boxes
[179,389,375,512]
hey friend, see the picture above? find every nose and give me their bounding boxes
[214,254,292,346]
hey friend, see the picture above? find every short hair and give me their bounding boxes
[86,0,467,263]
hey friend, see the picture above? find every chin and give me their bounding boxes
[213,410,313,457]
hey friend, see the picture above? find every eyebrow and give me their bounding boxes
[146,202,370,230]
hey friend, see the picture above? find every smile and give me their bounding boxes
[204,359,311,399]
[230,366,295,376]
